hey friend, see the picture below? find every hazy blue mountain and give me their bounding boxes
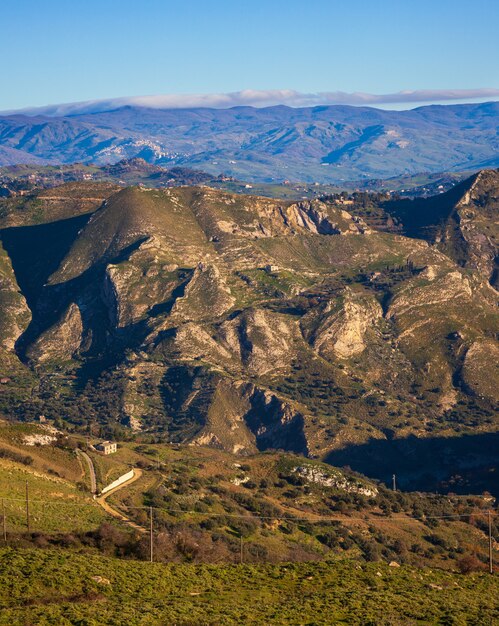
[0,102,498,182]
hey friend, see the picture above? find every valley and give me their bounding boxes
[2,2,498,623]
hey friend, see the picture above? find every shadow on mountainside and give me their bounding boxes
[0,214,92,306]
[325,431,499,497]
[1,215,158,364]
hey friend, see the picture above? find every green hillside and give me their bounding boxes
[0,549,497,625]
[0,421,495,575]
[0,417,496,624]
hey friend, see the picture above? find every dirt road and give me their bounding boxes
[96,468,146,533]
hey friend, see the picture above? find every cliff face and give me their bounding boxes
[385,169,499,288]
[0,177,497,492]
[25,303,83,365]
[305,289,383,360]
[444,170,499,287]
[0,241,31,352]
[0,241,34,401]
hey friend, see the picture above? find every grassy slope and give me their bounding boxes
[0,549,497,625]
[0,424,496,625]
[0,422,105,533]
[0,182,120,228]
[83,442,496,571]
[0,460,105,533]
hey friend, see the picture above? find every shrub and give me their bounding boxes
[456,555,486,574]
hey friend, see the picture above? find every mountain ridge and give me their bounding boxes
[0,102,498,182]
[0,171,497,493]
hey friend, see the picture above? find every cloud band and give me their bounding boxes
[4,88,499,116]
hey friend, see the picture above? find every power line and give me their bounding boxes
[149,506,154,563]
[2,493,495,572]
[118,508,498,523]
[0,495,496,524]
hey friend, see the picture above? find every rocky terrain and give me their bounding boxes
[0,171,497,493]
[384,169,499,288]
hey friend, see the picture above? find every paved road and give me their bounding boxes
[76,449,97,494]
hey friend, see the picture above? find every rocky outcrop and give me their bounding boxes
[0,242,31,351]
[161,374,307,456]
[103,252,184,328]
[282,201,371,235]
[189,190,370,241]
[243,386,308,454]
[160,307,297,378]
[305,289,382,359]
[170,322,233,364]
[447,170,499,287]
[218,308,296,375]
[293,464,378,496]
[461,339,499,402]
[26,303,83,364]
[386,268,474,328]
[171,263,235,321]
[189,379,258,455]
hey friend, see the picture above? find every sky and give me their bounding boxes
[2,0,499,112]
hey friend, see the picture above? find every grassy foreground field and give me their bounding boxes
[0,548,497,625]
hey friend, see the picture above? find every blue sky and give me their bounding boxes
[2,0,499,111]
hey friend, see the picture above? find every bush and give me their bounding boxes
[456,555,486,574]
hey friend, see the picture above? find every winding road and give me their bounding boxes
[96,468,146,533]
[76,449,146,532]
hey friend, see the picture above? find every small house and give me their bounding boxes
[95,441,117,455]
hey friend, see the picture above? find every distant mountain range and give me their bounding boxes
[0,102,498,182]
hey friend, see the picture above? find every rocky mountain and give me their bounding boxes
[0,102,498,182]
[0,172,497,494]
[384,169,499,287]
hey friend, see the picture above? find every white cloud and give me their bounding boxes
[3,88,499,116]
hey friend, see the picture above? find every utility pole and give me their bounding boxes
[392,474,397,491]
[489,510,493,575]
[240,535,244,564]
[25,480,30,533]
[2,499,6,543]
[150,506,154,563]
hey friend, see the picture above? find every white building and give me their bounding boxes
[95,441,117,455]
